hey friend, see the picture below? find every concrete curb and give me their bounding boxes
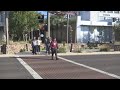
[58,51,120,56]
[0,51,120,57]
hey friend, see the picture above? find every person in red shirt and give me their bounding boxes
[50,38,59,60]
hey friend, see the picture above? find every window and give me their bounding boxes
[118,18,120,21]
[99,17,104,20]
[114,11,119,13]
[0,12,2,22]
[106,17,111,19]
[77,11,80,15]
[107,11,113,13]
[0,12,4,22]
[0,15,2,22]
[104,17,106,20]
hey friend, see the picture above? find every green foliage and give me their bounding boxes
[87,43,97,49]
[94,47,99,49]
[58,46,66,53]
[77,48,82,53]
[100,48,108,51]
[62,41,66,46]
[99,44,110,52]
[50,14,76,30]
[0,40,6,45]
[9,11,40,41]
[20,48,25,52]
[41,47,45,50]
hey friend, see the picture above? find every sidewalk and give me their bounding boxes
[0,50,120,57]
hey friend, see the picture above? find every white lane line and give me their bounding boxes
[58,56,120,79]
[16,57,43,79]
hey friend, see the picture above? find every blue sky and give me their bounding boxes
[38,11,47,18]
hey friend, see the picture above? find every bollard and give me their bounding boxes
[70,43,73,52]
[26,44,28,51]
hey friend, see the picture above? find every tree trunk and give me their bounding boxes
[29,28,31,41]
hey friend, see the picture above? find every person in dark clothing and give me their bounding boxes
[32,37,37,55]
[45,38,48,53]
[45,37,51,54]
[50,38,59,60]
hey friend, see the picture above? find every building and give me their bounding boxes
[76,11,120,43]
[0,11,6,43]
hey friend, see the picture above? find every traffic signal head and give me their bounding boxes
[38,15,44,23]
[41,15,44,19]
[38,16,41,19]
[113,18,116,22]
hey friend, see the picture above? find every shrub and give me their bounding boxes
[94,47,99,49]
[29,40,32,44]
[58,46,66,53]
[20,48,25,52]
[99,44,110,52]
[89,47,93,49]
[77,48,82,53]
[62,41,66,46]
[100,48,109,51]
[87,43,97,49]
[41,47,45,50]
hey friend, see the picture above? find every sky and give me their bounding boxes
[38,11,47,18]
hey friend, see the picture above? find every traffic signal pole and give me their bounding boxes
[67,13,69,45]
[47,12,50,38]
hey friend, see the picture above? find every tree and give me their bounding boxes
[48,14,77,43]
[9,11,40,41]
[43,12,77,43]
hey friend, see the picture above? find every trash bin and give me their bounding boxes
[2,44,6,54]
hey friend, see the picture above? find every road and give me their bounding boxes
[0,54,120,79]
[0,57,34,79]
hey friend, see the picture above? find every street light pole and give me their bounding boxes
[70,26,73,52]
[47,11,50,38]
[113,24,116,43]
[67,13,69,45]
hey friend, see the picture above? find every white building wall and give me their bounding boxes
[76,16,81,43]
[90,11,99,21]
[76,11,120,43]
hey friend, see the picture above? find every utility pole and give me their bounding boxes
[47,11,50,38]
[70,26,73,52]
[6,11,9,45]
[67,13,69,45]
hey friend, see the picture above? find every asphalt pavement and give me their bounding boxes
[21,56,115,79]
[0,51,120,79]
[0,57,34,79]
